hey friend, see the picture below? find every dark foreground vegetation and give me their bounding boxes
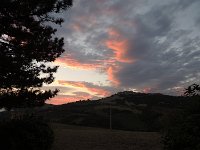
[162,84,200,150]
[0,87,200,150]
[0,0,72,150]
[0,115,54,150]
[51,123,162,150]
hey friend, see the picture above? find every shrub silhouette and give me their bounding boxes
[162,84,200,150]
[0,115,54,150]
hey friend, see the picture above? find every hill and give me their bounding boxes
[35,91,190,131]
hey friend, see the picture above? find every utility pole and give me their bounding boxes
[109,104,112,130]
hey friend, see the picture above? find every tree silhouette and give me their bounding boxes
[184,83,200,96]
[163,84,200,150]
[0,0,72,110]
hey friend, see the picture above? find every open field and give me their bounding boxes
[51,123,162,150]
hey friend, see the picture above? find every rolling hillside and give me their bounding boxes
[36,91,189,131]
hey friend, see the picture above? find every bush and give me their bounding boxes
[162,96,200,150]
[163,114,200,150]
[0,115,54,150]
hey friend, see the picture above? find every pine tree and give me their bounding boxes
[0,0,72,110]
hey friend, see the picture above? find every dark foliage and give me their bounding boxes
[140,107,161,131]
[162,113,200,150]
[184,83,200,96]
[162,84,200,150]
[0,115,54,150]
[0,0,72,110]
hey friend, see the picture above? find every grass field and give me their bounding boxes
[51,123,162,150]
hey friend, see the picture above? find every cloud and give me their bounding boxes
[48,92,93,105]
[57,80,111,97]
[105,27,134,63]
[42,86,73,95]
[55,56,101,70]
[107,66,120,86]
[52,0,200,97]
[46,80,124,104]
[113,3,200,94]
[54,42,114,70]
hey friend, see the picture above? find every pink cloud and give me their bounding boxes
[47,93,93,105]
[107,66,120,86]
[55,56,101,70]
[105,28,134,63]
[58,80,110,97]
[142,87,152,93]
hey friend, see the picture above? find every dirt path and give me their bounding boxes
[51,124,162,150]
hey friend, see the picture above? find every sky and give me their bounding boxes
[46,0,200,105]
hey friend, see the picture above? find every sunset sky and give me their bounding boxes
[47,0,200,105]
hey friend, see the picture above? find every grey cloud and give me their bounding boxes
[176,0,200,9]
[116,34,200,94]
[55,0,200,95]
[195,17,200,28]
[42,86,74,95]
[109,1,200,94]
[42,86,72,91]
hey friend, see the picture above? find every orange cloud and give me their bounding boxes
[58,80,110,97]
[56,56,118,70]
[55,57,102,70]
[143,87,152,93]
[72,23,82,32]
[105,28,134,63]
[107,66,120,86]
[47,94,93,105]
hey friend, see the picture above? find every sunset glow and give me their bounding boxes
[107,66,120,86]
[46,0,200,104]
[58,80,110,97]
[106,28,133,63]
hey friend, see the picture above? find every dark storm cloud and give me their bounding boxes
[195,16,200,28]
[56,0,200,95]
[114,1,200,93]
[176,0,200,9]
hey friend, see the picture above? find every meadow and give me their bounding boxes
[51,123,162,150]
